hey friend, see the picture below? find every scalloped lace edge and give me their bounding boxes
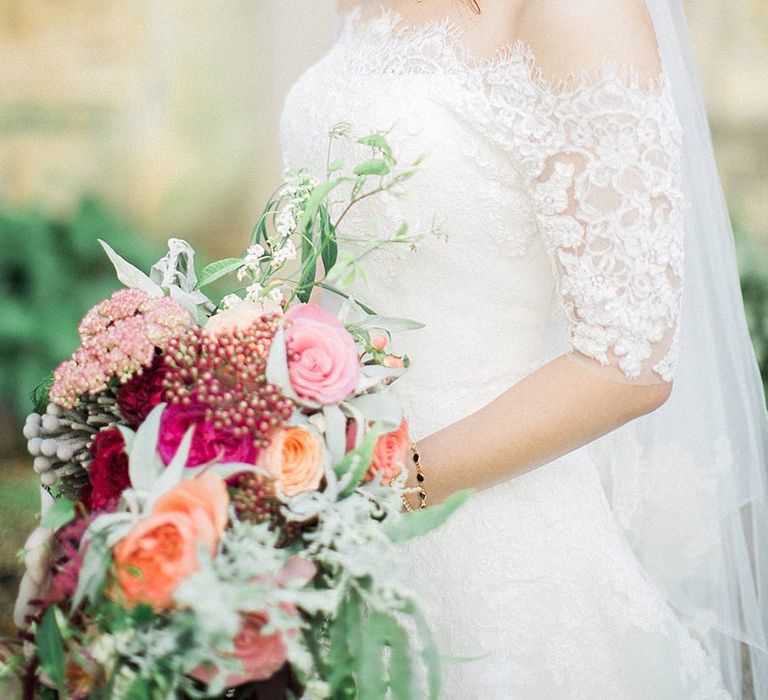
[334,4,670,97]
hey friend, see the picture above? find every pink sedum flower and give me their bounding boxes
[284,303,360,404]
[50,289,192,408]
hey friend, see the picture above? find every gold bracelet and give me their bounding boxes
[401,494,414,512]
[409,440,428,509]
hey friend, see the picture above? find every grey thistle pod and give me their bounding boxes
[24,391,122,500]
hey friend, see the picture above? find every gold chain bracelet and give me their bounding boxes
[403,440,428,510]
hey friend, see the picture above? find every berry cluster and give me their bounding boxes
[230,471,303,547]
[162,315,295,450]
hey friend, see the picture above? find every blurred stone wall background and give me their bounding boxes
[1,0,765,255]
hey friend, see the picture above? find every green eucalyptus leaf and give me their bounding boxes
[297,178,345,233]
[124,676,152,700]
[36,606,65,692]
[353,158,390,176]
[296,252,318,303]
[403,599,442,700]
[328,157,345,173]
[251,199,278,246]
[335,426,381,497]
[383,615,415,700]
[356,134,394,161]
[318,205,338,273]
[385,488,475,543]
[198,257,244,287]
[39,497,76,531]
[358,607,388,700]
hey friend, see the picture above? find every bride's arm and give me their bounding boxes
[402,0,686,508]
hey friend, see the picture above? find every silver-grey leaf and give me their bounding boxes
[99,239,163,298]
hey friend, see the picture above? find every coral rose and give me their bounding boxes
[111,511,201,610]
[365,417,411,486]
[262,426,325,498]
[152,470,230,540]
[284,303,360,404]
[111,472,229,610]
[205,299,282,336]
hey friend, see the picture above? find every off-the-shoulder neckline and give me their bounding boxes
[333,4,670,97]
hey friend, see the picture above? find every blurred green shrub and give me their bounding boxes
[734,216,768,404]
[0,197,160,427]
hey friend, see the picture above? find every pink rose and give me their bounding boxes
[189,556,316,687]
[158,402,258,467]
[190,609,287,687]
[284,303,360,404]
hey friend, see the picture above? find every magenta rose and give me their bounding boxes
[284,303,360,404]
[88,429,131,512]
[158,402,258,467]
[118,353,168,428]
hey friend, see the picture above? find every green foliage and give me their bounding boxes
[0,196,160,424]
[733,215,768,405]
[36,606,66,692]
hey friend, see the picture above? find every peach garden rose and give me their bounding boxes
[261,425,326,498]
[110,472,229,610]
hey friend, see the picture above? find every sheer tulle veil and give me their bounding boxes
[585,1,768,696]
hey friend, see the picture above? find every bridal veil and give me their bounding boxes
[587,1,768,696]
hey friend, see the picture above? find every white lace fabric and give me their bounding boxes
[278,5,735,697]
[329,5,687,385]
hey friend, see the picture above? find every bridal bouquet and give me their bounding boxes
[1,125,471,699]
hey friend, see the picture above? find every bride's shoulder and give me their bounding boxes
[515,0,662,80]
[336,0,361,15]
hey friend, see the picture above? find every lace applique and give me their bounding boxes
[518,68,687,385]
[332,5,688,385]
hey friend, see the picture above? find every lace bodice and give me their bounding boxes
[278,4,686,390]
[276,9,739,698]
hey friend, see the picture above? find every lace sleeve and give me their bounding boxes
[526,62,687,385]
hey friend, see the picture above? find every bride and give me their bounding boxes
[278,0,768,697]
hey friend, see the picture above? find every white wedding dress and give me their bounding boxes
[278,4,736,698]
